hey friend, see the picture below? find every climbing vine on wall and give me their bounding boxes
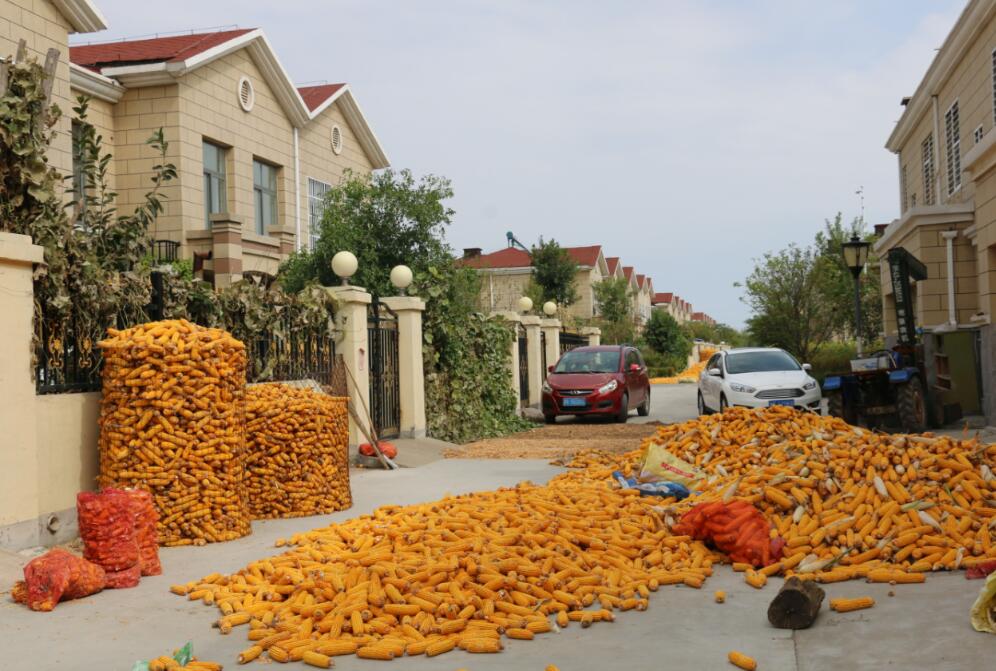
[416,264,530,443]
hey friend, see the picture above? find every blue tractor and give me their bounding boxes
[822,248,931,433]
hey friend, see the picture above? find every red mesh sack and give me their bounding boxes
[21,549,105,611]
[126,489,161,576]
[103,564,142,589]
[674,499,784,568]
[78,488,139,572]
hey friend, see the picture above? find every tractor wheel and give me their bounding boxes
[897,377,927,433]
[826,391,844,419]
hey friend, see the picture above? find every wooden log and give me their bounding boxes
[41,48,59,105]
[15,38,26,64]
[767,576,825,629]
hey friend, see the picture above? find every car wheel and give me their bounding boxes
[616,393,629,423]
[544,414,556,424]
[637,389,651,417]
[719,394,729,413]
[697,391,712,416]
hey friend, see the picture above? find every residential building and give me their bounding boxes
[691,312,716,326]
[66,27,389,286]
[635,274,653,325]
[875,0,996,422]
[461,245,609,320]
[2,0,107,181]
[604,256,624,281]
[621,266,640,320]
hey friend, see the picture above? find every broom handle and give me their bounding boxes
[343,362,398,469]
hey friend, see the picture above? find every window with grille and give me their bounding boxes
[308,178,331,249]
[975,125,984,144]
[922,134,935,205]
[944,100,961,196]
[203,141,227,227]
[253,160,278,235]
[901,163,908,212]
[992,48,996,123]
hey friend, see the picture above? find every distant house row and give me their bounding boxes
[459,245,715,326]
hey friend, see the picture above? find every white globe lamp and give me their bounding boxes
[331,251,358,285]
[543,301,557,316]
[517,296,533,314]
[390,265,413,294]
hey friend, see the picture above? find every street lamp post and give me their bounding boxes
[842,234,872,356]
[331,251,358,286]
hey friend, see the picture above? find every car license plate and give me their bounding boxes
[562,397,586,408]
[768,399,795,407]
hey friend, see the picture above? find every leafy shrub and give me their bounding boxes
[416,264,531,443]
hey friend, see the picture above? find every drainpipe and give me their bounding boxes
[293,127,301,251]
[489,272,494,310]
[941,229,958,326]
[932,95,942,203]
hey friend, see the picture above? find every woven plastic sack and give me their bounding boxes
[971,571,996,634]
[104,564,142,589]
[20,549,105,611]
[639,443,703,487]
[674,499,783,567]
[126,489,161,576]
[78,488,139,572]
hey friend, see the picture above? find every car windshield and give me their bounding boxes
[725,351,801,374]
[554,350,620,374]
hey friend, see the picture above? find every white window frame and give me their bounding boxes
[921,133,935,206]
[944,100,961,197]
[974,125,984,144]
[900,163,908,213]
[253,159,278,235]
[307,177,332,249]
[992,47,996,123]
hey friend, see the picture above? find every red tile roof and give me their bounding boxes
[458,247,531,269]
[565,245,602,268]
[692,312,705,321]
[70,28,255,71]
[459,245,602,270]
[622,266,634,281]
[605,257,620,275]
[636,274,646,288]
[654,292,673,304]
[298,84,346,111]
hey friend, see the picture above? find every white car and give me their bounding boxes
[697,347,821,414]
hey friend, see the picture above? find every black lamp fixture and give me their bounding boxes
[841,234,872,355]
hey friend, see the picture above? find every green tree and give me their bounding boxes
[280,169,454,297]
[590,277,635,344]
[712,323,747,347]
[644,310,692,362]
[813,213,882,344]
[527,238,578,307]
[740,244,835,362]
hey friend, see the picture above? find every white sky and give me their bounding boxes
[73,0,967,326]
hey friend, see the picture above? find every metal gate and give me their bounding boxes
[541,332,547,376]
[560,331,587,356]
[368,299,400,439]
[518,329,529,402]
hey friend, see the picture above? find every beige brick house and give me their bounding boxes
[462,245,610,320]
[635,274,654,325]
[2,0,107,178]
[66,27,389,285]
[875,0,996,421]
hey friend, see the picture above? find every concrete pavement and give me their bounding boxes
[2,386,991,670]
[2,452,991,670]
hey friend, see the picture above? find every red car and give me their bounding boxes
[541,345,651,423]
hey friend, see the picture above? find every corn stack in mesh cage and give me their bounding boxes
[97,319,250,546]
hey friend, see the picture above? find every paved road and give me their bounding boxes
[552,381,699,426]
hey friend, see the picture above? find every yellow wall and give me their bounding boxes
[896,9,996,209]
[2,0,74,178]
[36,392,100,514]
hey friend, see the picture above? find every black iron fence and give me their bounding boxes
[518,331,528,402]
[36,270,338,393]
[560,331,587,356]
[368,299,400,439]
[247,315,337,386]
